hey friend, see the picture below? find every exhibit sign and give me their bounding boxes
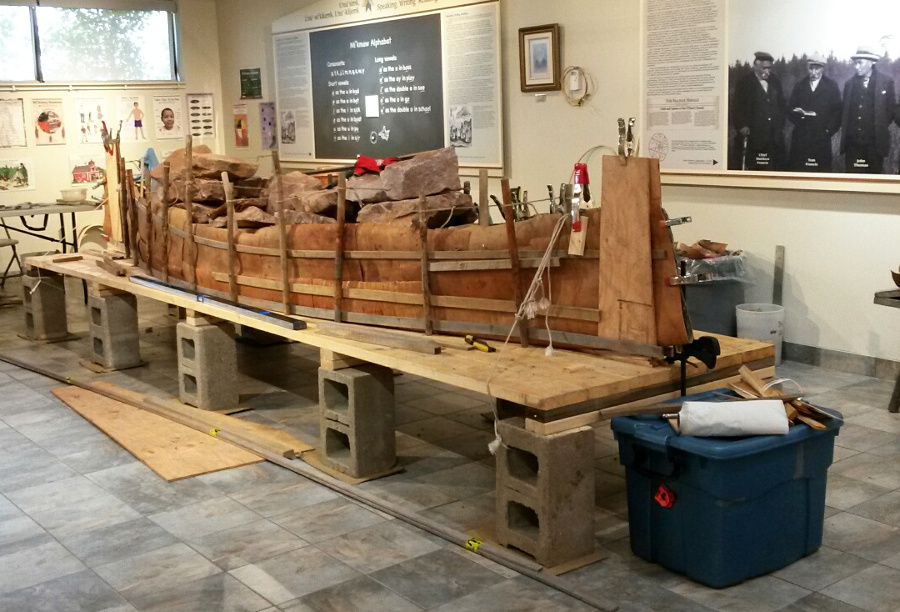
[642,0,900,183]
[273,0,502,166]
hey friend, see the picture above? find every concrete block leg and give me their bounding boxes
[495,417,595,567]
[176,319,238,410]
[88,293,141,370]
[21,272,68,341]
[318,364,395,478]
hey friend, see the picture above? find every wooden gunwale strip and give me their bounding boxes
[184,135,197,291]
[419,196,433,335]
[222,172,238,302]
[272,152,290,314]
[333,174,347,323]
[501,178,529,347]
[161,162,171,282]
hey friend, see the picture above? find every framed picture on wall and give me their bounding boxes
[519,24,561,93]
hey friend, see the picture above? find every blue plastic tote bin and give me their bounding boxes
[611,391,842,588]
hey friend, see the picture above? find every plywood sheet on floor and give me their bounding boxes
[52,386,263,481]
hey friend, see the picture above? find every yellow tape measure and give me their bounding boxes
[209,428,221,438]
[465,538,482,552]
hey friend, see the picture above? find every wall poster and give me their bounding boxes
[233,103,249,148]
[643,0,900,181]
[33,99,66,145]
[186,93,216,139]
[0,158,34,191]
[75,97,108,144]
[260,102,277,151]
[272,0,502,167]
[117,96,148,142]
[153,95,185,140]
[0,99,27,148]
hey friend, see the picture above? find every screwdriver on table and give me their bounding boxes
[465,334,496,352]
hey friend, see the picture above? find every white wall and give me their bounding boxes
[0,0,225,261]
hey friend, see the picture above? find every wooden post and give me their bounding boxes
[333,174,347,323]
[127,170,139,267]
[118,150,130,259]
[478,169,490,226]
[184,136,197,292]
[272,152,290,314]
[143,166,153,274]
[419,196,433,335]
[161,162,171,283]
[502,178,529,348]
[222,171,238,302]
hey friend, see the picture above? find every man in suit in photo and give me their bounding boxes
[840,45,896,173]
[733,51,787,171]
[788,53,842,172]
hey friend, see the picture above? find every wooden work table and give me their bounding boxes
[25,252,775,431]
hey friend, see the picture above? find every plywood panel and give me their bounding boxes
[52,387,262,481]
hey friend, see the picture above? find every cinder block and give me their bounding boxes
[318,365,395,477]
[88,293,141,370]
[176,321,238,410]
[21,273,68,341]
[495,417,594,567]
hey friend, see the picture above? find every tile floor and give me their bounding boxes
[0,276,897,611]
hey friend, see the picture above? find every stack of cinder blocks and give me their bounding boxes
[176,316,239,410]
[318,364,395,478]
[21,269,68,342]
[495,416,595,567]
[88,290,141,370]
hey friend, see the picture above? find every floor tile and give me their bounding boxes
[93,542,221,601]
[0,540,86,594]
[833,424,898,452]
[396,416,480,444]
[189,519,309,571]
[317,519,441,574]
[823,512,900,562]
[845,410,900,435]
[419,493,495,534]
[406,392,487,416]
[196,462,304,494]
[26,491,141,539]
[667,575,810,612]
[127,572,272,612]
[356,478,457,513]
[825,474,893,511]
[5,474,108,514]
[88,460,224,515]
[0,514,52,556]
[228,481,339,518]
[229,546,360,605]
[0,495,22,521]
[777,591,867,611]
[56,517,179,569]
[428,575,596,611]
[270,498,386,544]
[295,574,421,611]
[821,563,900,611]
[830,452,900,490]
[150,497,261,540]
[0,569,128,612]
[846,490,900,528]
[412,462,494,500]
[369,548,506,608]
[772,546,874,591]
[0,449,78,494]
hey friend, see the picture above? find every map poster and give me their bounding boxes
[33,98,66,146]
[0,158,34,191]
[0,99,27,148]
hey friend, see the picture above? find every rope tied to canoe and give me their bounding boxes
[485,213,569,455]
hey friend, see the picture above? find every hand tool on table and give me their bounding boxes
[465,334,496,352]
[626,117,636,157]
[617,118,627,159]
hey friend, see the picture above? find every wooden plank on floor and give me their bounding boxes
[52,386,263,481]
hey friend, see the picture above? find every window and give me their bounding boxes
[0,6,36,81]
[0,2,177,82]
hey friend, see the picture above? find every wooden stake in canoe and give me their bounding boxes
[272,152,290,315]
[222,171,238,302]
[478,168,490,226]
[184,135,197,292]
[142,166,153,274]
[333,174,347,323]
[126,170,139,268]
[161,161,171,283]
[419,196,433,335]
[501,178,529,347]
[118,150,130,259]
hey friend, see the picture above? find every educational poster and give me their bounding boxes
[0,158,34,191]
[75,97,108,144]
[68,154,106,186]
[0,99,27,148]
[153,95,184,140]
[233,103,249,148]
[186,93,215,139]
[260,102,277,150]
[117,95,147,142]
[32,98,66,145]
[240,68,263,99]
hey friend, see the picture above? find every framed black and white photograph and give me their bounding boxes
[519,24,560,93]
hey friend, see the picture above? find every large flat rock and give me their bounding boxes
[357,191,476,228]
[380,147,461,200]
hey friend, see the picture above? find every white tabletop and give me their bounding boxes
[0,203,101,218]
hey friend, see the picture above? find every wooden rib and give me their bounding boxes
[222,171,238,302]
[161,161,171,282]
[334,174,347,323]
[501,178,529,347]
[419,196,433,335]
[272,152,290,314]
[184,135,197,291]
[478,168,490,226]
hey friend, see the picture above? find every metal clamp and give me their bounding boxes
[626,118,636,157]
[666,273,714,286]
[617,118,627,161]
[660,216,692,228]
